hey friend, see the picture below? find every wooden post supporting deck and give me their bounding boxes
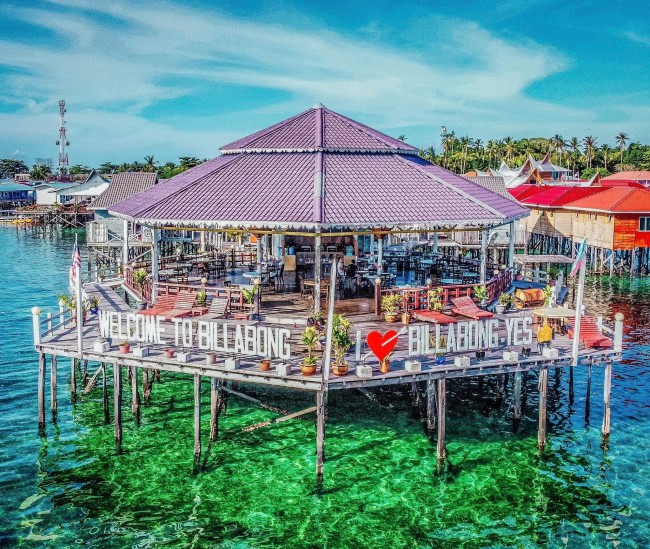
[436,378,447,469]
[114,364,123,451]
[602,359,613,442]
[316,390,326,485]
[102,364,110,424]
[538,368,548,451]
[70,358,77,399]
[585,358,593,426]
[426,379,436,437]
[131,366,140,422]
[569,364,575,405]
[194,374,201,470]
[50,355,58,420]
[210,378,221,443]
[142,370,151,403]
[513,371,522,422]
[38,352,46,429]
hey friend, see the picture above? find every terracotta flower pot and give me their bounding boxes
[205,353,216,365]
[260,359,271,371]
[301,363,317,376]
[384,314,397,323]
[164,348,175,359]
[379,358,390,373]
[332,362,349,376]
[119,344,130,355]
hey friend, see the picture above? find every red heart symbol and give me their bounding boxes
[366,330,398,362]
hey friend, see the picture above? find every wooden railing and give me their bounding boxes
[377,268,514,312]
[122,265,153,303]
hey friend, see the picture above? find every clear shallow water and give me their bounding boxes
[0,227,648,548]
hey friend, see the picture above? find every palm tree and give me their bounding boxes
[568,137,580,174]
[459,136,473,173]
[600,144,612,171]
[616,132,629,171]
[30,164,51,181]
[583,136,598,169]
[99,161,117,174]
[503,137,516,163]
[143,155,157,172]
[473,138,484,162]
[397,135,407,142]
[551,134,564,164]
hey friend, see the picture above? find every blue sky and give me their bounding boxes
[1,0,649,167]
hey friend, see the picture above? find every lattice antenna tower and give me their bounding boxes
[56,99,70,176]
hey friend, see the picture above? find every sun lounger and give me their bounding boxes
[569,315,613,349]
[163,290,201,320]
[451,296,494,320]
[411,310,458,325]
[137,293,177,316]
[193,298,229,322]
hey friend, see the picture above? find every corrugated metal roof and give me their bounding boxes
[602,171,650,181]
[220,105,418,153]
[562,187,650,213]
[91,172,158,210]
[109,107,529,230]
[465,176,517,201]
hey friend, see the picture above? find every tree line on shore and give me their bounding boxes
[2,132,650,182]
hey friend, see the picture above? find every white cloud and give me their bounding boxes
[624,31,650,47]
[0,0,584,164]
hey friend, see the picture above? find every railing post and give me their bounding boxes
[374,278,382,317]
[59,300,65,329]
[614,313,624,353]
[32,307,41,346]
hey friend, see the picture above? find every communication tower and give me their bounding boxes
[56,99,70,177]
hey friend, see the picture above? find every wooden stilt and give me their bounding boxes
[426,379,436,437]
[142,370,151,403]
[50,355,58,420]
[38,352,46,429]
[316,390,326,485]
[114,364,123,452]
[70,358,77,399]
[538,368,548,451]
[585,359,592,426]
[602,360,612,442]
[194,373,201,470]
[83,359,88,388]
[102,363,110,424]
[131,365,140,422]
[210,377,220,443]
[436,378,447,469]
[513,371,522,421]
[569,364,575,405]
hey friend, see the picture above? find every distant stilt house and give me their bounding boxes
[33,181,79,206]
[0,180,35,205]
[489,153,573,188]
[514,183,650,275]
[88,172,159,266]
[54,170,109,206]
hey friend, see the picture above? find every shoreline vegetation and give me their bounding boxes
[2,133,650,182]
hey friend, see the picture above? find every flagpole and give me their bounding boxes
[571,247,586,366]
[75,234,84,358]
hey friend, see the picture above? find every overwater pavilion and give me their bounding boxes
[109,105,528,313]
[32,106,624,482]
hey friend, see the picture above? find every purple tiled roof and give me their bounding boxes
[220,105,418,153]
[110,106,529,229]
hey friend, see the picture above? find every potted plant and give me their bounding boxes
[379,354,391,373]
[473,285,488,308]
[205,352,217,365]
[331,314,352,376]
[164,348,176,359]
[241,284,259,318]
[260,358,272,371]
[543,284,553,306]
[119,339,131,354]
[475,350,486,361]
[495,292,512,314]
[436,335,447,365]
[88,295,100,314]
[133,267,148,294]
[428,287,443,311]
[301,326,319,376]
[521,346,532,358]
[58,293,88,324]
[196,289,208,307]
[313,311,325,330]
[381,293,402,323]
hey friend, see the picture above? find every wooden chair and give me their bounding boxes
[137,293,177,317]
[412,310,458,325]
[193,298,229,322]
[513,288,545,309]
[163,290,199,320]
[451,296,494,320]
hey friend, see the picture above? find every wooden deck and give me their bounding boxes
[35,283,620,393]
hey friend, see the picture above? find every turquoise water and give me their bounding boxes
[0,227,649,547]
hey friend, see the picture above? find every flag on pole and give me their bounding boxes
[569,238,587,278]
[69,242,82,291]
